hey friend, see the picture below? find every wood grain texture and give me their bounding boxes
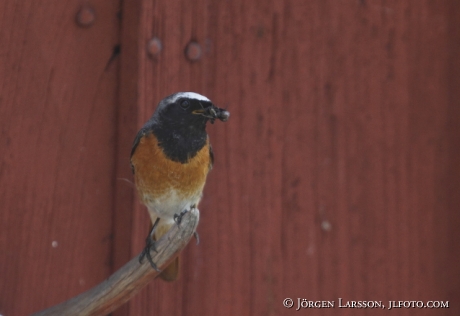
[121,1,460,315]
[0,1,120,315]
[111,4,141,316]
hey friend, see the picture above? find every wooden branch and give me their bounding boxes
[32,208,199,316]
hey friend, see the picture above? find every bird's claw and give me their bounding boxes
[174,204,196,225]
[174,209,188,224]
[139,235,161,272]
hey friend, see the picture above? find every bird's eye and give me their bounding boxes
[180,100,190,109]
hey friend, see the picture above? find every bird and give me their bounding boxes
[130,92,230,281]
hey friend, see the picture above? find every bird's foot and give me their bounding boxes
[139,234,161,272]
[174,204,196,225]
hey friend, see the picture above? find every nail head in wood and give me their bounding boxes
[185,41,202,61]
[76,5,96,27]
[147,37,162,58]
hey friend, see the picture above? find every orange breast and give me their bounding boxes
[131,133,211,203]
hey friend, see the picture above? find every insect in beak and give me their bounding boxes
[192,102,229,124]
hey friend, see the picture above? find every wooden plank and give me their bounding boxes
[0,1,120,315]
[110,1,142,316]
[120,0,460,315]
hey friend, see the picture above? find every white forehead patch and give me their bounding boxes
[170,92,210,103]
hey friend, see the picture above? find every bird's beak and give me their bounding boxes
[192,109,207,115]
[193,104,230,123]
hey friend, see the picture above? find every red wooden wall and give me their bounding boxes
[0,1,120,315]
[1,1,459,315]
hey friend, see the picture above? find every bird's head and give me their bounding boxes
[153,92,230,129]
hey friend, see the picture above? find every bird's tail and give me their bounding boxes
[154,221,180,281]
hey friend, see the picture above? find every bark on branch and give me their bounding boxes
[32,208,199,316]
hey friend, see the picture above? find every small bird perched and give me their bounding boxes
[130,92,230,281]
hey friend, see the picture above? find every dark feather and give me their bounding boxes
[130,127,149,174]
[209,143,214,171]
